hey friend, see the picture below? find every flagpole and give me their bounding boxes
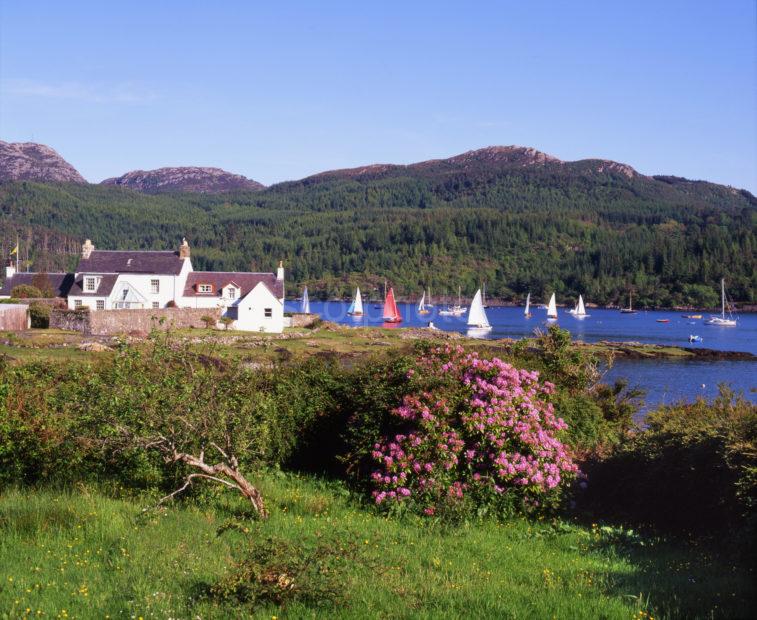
[16,233,19,273]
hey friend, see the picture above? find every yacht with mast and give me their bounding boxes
[524,292,532,318]
[620,290,637,314]
[546,293,558,321]
[705,279,737,326]
[568,294,589,318]
[439,286,466,317]
[300,286,311,314]
[467,288,492,333]
[382,287,402,323]
[347,287,363,316]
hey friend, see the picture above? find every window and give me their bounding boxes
[84,277,97,292]
[96,300,105,310]
[74,300,83,308]
[198,284,213,294]
[226,287,236,299]
[152,302,160,309]
[150,279,160,294]
[264,308,273,318]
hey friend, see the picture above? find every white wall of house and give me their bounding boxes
[68,261,192,310]
[234,283,284,333]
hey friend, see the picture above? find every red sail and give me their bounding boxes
[383,287,402,323]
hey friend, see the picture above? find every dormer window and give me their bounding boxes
[84,276,98,292]
[197,284,213,294]
[225,286,237,299]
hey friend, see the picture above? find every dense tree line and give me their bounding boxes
[0,167,754,307]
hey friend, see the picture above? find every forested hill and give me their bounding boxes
[0,146,755,308]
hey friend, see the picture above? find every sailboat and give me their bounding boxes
[705,279,737,326]
[568,294,589,318]
[546,293,558,321]
[524,292,532,318]
[347,287,363,316]
[467,288,492,331]
[382,287,402,323]
[301,286,311,314]
[418,290,430,315]
[439,286,467,317]
[620,290,637,314]
[425,286,434,308]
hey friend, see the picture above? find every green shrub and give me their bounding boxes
[582,386,757,550]
[210,535,359,609]
[10,284,42,299]
[28,302,50,328]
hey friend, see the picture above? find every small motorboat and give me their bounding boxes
[682,314,702,319]
[688,335,703,343]
[656,319,670,323]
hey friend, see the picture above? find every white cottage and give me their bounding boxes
[1,238,286,333]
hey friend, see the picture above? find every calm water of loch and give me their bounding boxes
[287,300,757,411]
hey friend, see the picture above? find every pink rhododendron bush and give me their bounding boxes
[369,346,579,517]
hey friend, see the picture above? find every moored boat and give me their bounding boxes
[347,287,363,316]
[568,294,589,318]
[466,288,492,331]
[382,287,402,323]
[705,279,737,326]
[620,290,637,314]
[418,290,430,315]
[300,286,311,314]
[546,293,558,321]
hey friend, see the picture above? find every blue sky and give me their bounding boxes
[1,1,755,191]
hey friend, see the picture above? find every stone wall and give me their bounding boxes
[49,308,91,333]
[51,307,222,336]
[0,304,30,330]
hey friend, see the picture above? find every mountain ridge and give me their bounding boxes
[0,140,753,198]
[100,166,265,194]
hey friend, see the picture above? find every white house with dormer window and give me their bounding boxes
[54,238,285,332]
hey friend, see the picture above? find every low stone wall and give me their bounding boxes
[49,308,91,333]
[0,304,30,330]
[51,308,222,336]
[288,312,320,328]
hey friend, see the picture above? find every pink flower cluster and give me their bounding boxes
[371,346,578,514]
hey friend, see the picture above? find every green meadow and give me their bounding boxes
[1,474,753,619]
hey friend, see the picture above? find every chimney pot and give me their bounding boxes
[81,239,94,260]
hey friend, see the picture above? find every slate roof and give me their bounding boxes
[0,272,74,297]
[77,250,185,275]
[68,274,119,297]
[183,272,283,299]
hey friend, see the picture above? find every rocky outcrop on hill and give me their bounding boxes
[0,141,86,184]
[101,167,265,194]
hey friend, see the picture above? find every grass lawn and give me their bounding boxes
[1,474,752,619]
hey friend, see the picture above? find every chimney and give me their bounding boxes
[179,237,190,259]
[5,260,15,281]
[276,260,284,281]
[81,239,94,260]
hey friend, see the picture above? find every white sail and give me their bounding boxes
[524,292,531,316]
[348,287,363,315]
[301,287,310,314]
[417,291,426,311]
[467,289,491,328]
[576,295,586,316]
[546,293,558,319]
